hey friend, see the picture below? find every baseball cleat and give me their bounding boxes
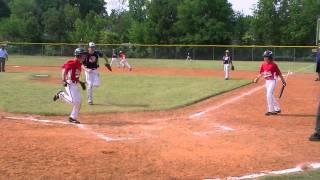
[69,117,80,124]
[265,112,277,116]
[309,132,320,141]
[275,110,281,114]
[88,101,93,105]
[53,90,63,101]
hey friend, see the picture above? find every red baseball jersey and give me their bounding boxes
[119,53,126,60]
[62,58,82,83]
[259,61,281,80]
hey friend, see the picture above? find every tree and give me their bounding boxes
[129,0,147,22]
[175,0,234,44]
[0,0,10,18]
[144,0,181,44]
[68,11,106,43]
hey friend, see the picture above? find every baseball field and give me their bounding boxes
[0,55,319,179]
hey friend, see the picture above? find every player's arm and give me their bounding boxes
[254,65,263,83]
[276,65,286,86]
[253,73,262,83]
[81,64,92,72]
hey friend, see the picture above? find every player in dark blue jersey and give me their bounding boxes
[222,50,233,80]
[82,42,103,105]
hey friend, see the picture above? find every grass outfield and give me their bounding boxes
[7,55,316,73]
[0,71,250,115]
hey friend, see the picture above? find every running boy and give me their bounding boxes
[53,48,87,123]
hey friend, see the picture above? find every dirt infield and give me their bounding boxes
[1,65,319,179]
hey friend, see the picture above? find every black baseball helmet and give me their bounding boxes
[74,47,87,56]
[263,50,273,59]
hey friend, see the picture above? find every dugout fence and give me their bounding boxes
[0,42,317,62]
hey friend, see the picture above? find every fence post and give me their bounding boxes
[251,47,254,61]
[213,47,215,60]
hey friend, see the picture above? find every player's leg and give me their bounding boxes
[110,57,116,66]
[124,60,132,71]
[119,60,124,68]
[309,101,320,141]
[85,71,94,104]
[0,58,4,72]
[92,70,100,87]
[69,84,81,122]
[58,83,74,104]
[224,64,229,79]
[2,59,5,72]
[265,80,277,115]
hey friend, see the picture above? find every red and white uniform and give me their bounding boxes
[259,61,281,113]
[119,52,132,70]
[58,59,82,120]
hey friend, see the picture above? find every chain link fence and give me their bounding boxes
[2,43,317,62]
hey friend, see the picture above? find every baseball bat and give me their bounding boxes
[279,84,285,98]
[279,71,290,98]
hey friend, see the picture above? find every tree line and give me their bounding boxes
[0,0,319,45]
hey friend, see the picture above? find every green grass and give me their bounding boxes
[7,55,316,73]
[259,170,320,180]
[0,72,250,115]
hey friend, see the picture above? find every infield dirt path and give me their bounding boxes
[0,65,319,179]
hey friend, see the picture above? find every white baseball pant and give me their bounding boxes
[85,70,100,103]
[224,64,230,79]
[58,82,81,119]
[265,79,280,112]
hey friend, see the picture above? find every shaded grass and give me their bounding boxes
[0,72,251,115]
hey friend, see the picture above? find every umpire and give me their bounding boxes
[316,47,320,81]
[309,101,320,141]
[0,44,8,72]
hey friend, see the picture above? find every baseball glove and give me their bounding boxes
[79,81,86,90]
[105,63,112,71]
[231,65,235,71]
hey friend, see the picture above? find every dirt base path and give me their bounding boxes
[0,65,319,179]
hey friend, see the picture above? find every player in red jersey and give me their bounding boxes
[119,50,132,71]
[52,48,87,124]
[254,50,286,116]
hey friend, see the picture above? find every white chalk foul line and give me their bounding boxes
[203,163,320,180]
[189,85,265,119]
[5,116,139,142]
[190,71,295,120]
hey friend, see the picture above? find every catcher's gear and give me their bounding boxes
[263,50,273,59]
[79,81,86,90]
[74,47,87,56]
[103,56,112,71]
[231,65,235,71]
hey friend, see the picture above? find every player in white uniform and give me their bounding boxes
[222,50,233,80]
[82,42,103,105]
[119,50,132,71]
[53,48,87,123]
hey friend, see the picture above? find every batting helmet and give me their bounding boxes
[74,47,87,56]
[263,50,273,59]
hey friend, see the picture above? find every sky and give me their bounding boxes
[228,0,258,15]
[105,0,258,16]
